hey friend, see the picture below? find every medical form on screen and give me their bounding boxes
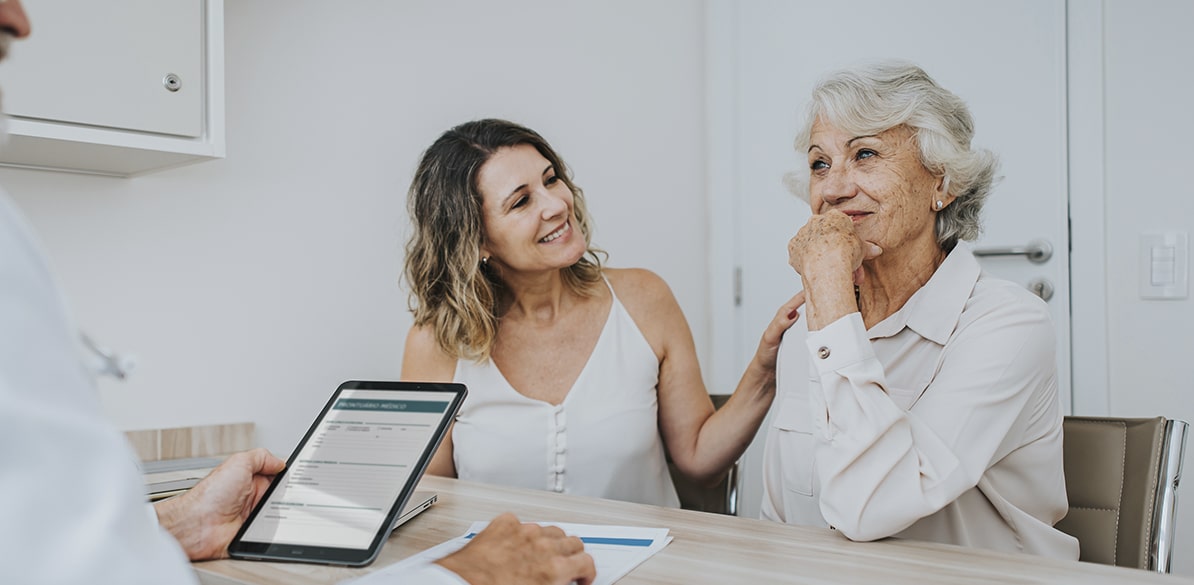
[239,389,451,549]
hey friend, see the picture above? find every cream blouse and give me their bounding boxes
[762,241,1080,559]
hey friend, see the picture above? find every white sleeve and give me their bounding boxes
[416,563,472,585]
[343,560,470,585]
[0,191,199,585]
[806,306,1055,541]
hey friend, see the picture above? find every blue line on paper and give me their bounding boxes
[463,533,652,547]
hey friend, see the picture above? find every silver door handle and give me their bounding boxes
[973,239,1053,264]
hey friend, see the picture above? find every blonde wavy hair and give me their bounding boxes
[404,119,605,362]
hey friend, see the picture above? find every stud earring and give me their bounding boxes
[481,256,489,266]
[935,200,944,211]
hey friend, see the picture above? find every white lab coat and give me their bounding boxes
[0,189,462,584]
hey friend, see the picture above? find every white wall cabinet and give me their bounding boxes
[0,0,224,177]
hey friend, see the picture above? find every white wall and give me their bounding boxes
[0,0,709,456]
[1103,0,1194,574]
[1103,1,1194,435]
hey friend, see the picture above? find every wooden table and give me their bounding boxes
[194,476,1191,585]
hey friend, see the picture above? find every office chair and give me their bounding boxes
[1055,416,1189,572]
[667,394,739,515]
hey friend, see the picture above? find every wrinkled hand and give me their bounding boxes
[788,211,882,330]
[436,513,596,585]
[788,210,884,286]
[154,448,286,561]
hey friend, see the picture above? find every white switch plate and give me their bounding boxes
[1140,231,1188,299]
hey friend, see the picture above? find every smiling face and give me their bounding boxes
[806,119,948,254]
[476,144,587,274]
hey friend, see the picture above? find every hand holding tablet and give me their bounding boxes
[227,380,466,566]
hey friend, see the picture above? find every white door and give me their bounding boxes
[709,0,1071,518]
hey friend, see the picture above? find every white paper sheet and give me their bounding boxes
[342,521,671,585]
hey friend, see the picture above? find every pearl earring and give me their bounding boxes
[935,200,944,211]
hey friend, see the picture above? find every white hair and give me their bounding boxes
[785,60,1000,250]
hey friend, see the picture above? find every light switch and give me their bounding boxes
[1150,246,1176,285]
[1140,231,1188,299]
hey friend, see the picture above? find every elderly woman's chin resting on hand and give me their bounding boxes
[786,209,884,332]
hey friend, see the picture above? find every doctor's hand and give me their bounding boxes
[154,448,286,561]
[436,513,597,585]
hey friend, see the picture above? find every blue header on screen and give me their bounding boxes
[333,399,448,413]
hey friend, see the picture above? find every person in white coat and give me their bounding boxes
[0,2,594,583]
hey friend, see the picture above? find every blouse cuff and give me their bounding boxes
[805,312,874,375]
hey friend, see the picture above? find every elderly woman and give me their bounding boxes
[761,61,1079,559]
[402,119,800,507]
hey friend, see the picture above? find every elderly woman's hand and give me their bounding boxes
[788,210,873,278]
[788,210,882,330]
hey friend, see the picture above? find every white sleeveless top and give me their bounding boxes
[452,280,680,507]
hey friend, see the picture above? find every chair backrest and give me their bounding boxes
[667,394,738,515]
[1055,416,1189,572]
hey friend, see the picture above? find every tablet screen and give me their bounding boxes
[228,381,465,566]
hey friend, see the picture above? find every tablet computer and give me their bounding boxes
[227,380,466,566]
